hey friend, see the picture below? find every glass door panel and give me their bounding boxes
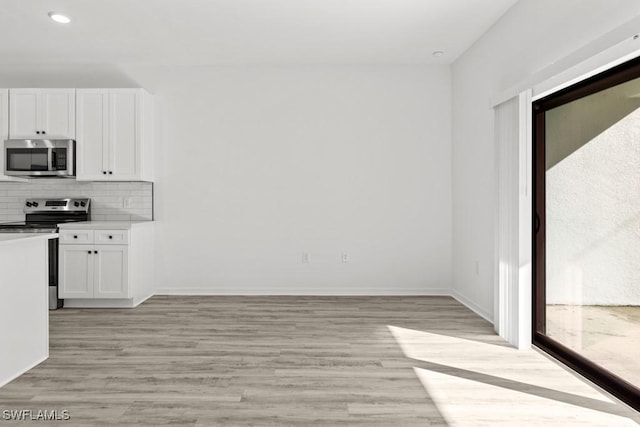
[543,75,640,389]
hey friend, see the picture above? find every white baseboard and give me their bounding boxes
[64,298,136,308]
[154,287,452,296]
[451,289,493,324]
[0,354,48,389]
[133,292,154,307]
[63,293,154,309]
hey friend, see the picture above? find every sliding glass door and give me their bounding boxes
[534,57,640,410]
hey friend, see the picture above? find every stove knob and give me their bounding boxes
[74,201,80,207]
[26,202,32,207]
[32,202,39,207]
[80,202,86,207]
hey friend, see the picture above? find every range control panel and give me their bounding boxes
[24,198,91,213]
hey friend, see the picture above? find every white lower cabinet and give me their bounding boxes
[58,224,153,307]
[60,239,129,299]
[94,245,129,298]
[59,244,94,298]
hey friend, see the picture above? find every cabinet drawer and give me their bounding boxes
[95,230,129,245]
[59,230,94,244]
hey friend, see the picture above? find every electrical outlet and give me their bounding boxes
[123,196,132,208]
[342,252,348,263]
[302,252,310,264]
[475,261,480,276]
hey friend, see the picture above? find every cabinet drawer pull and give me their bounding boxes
[109,171,113,175]
[94,250,98,254]
[108,235,113,239]
[87,251,91,254]
[74,235,78,239]
[103,171,107,175]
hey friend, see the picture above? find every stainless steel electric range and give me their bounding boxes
[0,198,91,309]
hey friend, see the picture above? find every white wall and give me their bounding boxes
[144,66,452,294]
[0,64,451,295]
[452,0,640,317]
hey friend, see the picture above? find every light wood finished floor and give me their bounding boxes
[1,296,639,426]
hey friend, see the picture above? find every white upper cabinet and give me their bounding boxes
[0,89,24,181]
[109,90,141,180]
[42,90,76,138]
[0,89,10,180]
[9,90,38,138]
[76,90,109,181]
[76,88,153,181]
[9,89,75,139]
[0,90,7,141]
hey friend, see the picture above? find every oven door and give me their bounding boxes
[4,139,75,177]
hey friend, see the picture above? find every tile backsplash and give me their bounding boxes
[0,180,153,222]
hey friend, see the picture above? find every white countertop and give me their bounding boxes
[0,233,58,246]
[57,221,154,230]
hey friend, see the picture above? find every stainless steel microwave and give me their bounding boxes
[4,139,75,177]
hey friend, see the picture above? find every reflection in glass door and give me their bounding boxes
[534,57,640,410]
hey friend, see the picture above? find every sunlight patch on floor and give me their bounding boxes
[387,325,640,426]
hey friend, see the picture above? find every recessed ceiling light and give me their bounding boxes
[48,12,71,24]
[432,50,445,58]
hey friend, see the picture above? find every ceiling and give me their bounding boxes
[0,0,518,67]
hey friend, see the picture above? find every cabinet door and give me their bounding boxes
[76,90,109,180]
[42,89,75,139]
[109,90,141,180]
[94,245,129,298]
[0,89,9,180]
[59,245,94,298]
[9,89,40,139]
[0,89,7,141]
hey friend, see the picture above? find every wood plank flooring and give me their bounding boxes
[0,296,639,426]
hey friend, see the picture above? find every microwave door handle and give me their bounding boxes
[51,150,57,170]
[47,148,53,171]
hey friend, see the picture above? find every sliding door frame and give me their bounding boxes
[533,55,640,411]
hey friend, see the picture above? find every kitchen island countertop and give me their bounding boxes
[57,221,153,230]
[0,233,59,246]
